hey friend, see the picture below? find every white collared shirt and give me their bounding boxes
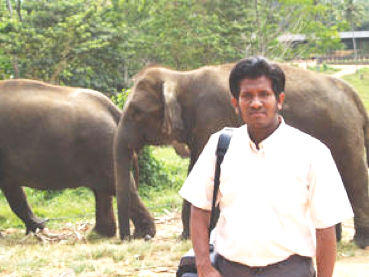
[179,120,353,266]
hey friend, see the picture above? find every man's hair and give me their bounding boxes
[229,57,285,99]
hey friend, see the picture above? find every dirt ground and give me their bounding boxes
[141,213,369,277]
[1,211,368,277]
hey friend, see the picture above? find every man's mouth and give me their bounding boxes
[249,111,265,117]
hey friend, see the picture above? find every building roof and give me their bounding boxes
[278,31,369,43]
[339,31,369,39]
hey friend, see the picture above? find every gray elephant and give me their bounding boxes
[114,63,369,249]
[0,79,155,238]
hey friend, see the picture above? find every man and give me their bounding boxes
[179,57,354,277]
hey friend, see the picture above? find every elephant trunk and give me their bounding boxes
[114,122,156,240]
[114,125,133,240]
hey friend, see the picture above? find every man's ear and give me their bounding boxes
[231,98,239,114]
[277,92,285,111]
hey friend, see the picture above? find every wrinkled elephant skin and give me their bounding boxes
[0,79,155,239]
[114,63,369,249]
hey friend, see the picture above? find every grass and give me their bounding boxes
[342,68,369,111]
[307,63,340,74]
[0,187,95,230]
[0,235,192,277]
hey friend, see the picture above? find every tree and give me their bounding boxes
[343,0,365,61]
[0,0,130,94]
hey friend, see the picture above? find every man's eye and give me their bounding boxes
[260,91,269,97]
[242,94,252,99]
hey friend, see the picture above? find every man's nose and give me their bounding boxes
[250,96,262,108]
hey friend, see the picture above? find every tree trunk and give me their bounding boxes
[11,57,20,79]
[6,0,13,18]
[16,0,23,22]
[351,23,357,62]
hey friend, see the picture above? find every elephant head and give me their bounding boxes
[113,67,190,239]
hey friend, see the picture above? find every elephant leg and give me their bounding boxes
[181,154,197,239]
[347,167,369,249]
[93,190,117,237]
[335,146,369,249]
[181,200,191,239]
[1,184,47,234]
[336,223,342,242]
[351,172,369,249]
[127,173,156,239]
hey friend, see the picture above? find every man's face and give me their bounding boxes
[231,76,285,131]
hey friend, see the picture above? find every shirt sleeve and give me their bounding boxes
[179,133,219,211]
[308,143,354,229]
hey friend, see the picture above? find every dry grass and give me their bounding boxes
[0,209,192,277]
[1,211,368,277]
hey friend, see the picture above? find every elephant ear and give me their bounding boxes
[162,81,184,135]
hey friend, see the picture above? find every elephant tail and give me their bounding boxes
[364,116,369,167]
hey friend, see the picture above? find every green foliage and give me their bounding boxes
[137,146,171,190]
[0,0,129,94]
[1,0,369,88]
[110,89,130,109]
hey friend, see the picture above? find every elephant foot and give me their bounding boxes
[132,216,156,240]
[133,223,156,240]
[354,231,369,250]
[93,222,117,237]
[353,227,369,249]
[180,230,190,240]
[25,218,49,235]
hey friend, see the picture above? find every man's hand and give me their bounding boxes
[198,264,222,277]
[316,226,336,277]
[191,205,223,277]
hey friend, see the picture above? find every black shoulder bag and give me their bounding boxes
[176,128,234,277]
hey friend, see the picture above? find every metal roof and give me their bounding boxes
[278,31,369,43]
[339,31,369,39]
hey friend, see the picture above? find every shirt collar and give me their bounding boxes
[244,116,286,155]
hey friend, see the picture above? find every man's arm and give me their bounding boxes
[191,205,222,277]
[316,226,337,277]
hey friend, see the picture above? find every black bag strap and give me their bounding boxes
[208,127,234,234]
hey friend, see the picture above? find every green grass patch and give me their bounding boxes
[139,146,188,214]
[342,68,369,111]
[0,187,95,230]
[307,63,340,74]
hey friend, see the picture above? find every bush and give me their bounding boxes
[137,146,171,189]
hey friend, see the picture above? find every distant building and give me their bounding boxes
[339,31,369,51]
[278,31,369,51]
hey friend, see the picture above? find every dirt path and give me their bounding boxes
[290,60,369,78]
[330,64,369,78]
